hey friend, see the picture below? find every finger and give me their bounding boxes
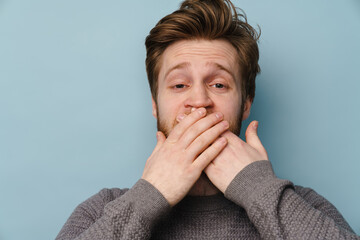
[176,107,197,123]
[186,120,229,159]
[245,121,266,152]
[167,108,207,143]
[153,131,166,152]
[180,112,225,148]
[192,136,227,170]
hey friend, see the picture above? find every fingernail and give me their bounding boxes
[253,121,258,129]
[198,108,206,116]
[222,120,229,128]
[215,112,223,119]
[191,108,197,112]
[177,114,186,121]
[217,137,226,144]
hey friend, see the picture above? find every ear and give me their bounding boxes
[151,96,158,119]
[242,98,252,120]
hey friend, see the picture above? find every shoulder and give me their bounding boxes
[294,185,333,209]
[293,185,354,232]
[85,187,130,207]
[97,187,130,202]
[294,185,335,210]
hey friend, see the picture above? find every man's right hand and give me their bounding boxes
[141,108,229,206]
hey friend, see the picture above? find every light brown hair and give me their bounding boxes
[145,0,260,106]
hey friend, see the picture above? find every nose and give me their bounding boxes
[184,83,213,109]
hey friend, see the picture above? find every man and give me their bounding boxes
[56,0,358,239]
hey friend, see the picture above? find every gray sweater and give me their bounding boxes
[56,161,358,239]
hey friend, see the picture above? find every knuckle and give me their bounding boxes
[167,132,178,142]
[180,148,187,157]
[211,126,225,139]
[213,140,223,149]
[200,151,210,161]
[191,123,202,133]
[213,143,224,153]
[238,139,245,146]
[196,137,206,147]
[216,123,227,133]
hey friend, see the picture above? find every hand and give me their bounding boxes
[204,121,268,193]
[142,108,229,206]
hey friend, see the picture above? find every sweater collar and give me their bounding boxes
[174,193,236,212]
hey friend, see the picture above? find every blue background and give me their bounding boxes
[0,0,359,239]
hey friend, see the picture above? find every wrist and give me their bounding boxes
[224,160,292,209]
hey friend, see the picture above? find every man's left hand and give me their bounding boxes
[204,121,269,193]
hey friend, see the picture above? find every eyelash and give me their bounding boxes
[171,83,228,90]
[174,84,186,89]
[211,83,226,89]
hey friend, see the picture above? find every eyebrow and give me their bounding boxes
[164,62,190,80]
[163,61,236,82]
[206,62,236,81]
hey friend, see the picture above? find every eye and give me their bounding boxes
[211,83,226,89]
[168,80,189,91]
[174,84,185,89]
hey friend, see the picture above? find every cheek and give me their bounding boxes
[157,97,182,120]
[223,107,240,122]
[216,96,241,114]
[158,91,185,110]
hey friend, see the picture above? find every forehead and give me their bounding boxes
[159,39,239,77]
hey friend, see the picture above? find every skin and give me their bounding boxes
[155,39,247,137]
[142,39,268,206]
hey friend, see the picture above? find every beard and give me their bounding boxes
[155,102,246,196]
[156,102,245,138]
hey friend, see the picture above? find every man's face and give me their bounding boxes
[152,39,251,137]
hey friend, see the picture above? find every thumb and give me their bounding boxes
[245,121,265,152]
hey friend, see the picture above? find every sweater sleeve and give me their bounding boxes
[56,179,171,240]
[224,160,359,239]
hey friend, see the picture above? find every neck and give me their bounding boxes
[187,172,220,196]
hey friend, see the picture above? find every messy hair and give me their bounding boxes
[145,0,260,106]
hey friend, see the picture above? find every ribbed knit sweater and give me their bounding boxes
[56,161,358,239]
